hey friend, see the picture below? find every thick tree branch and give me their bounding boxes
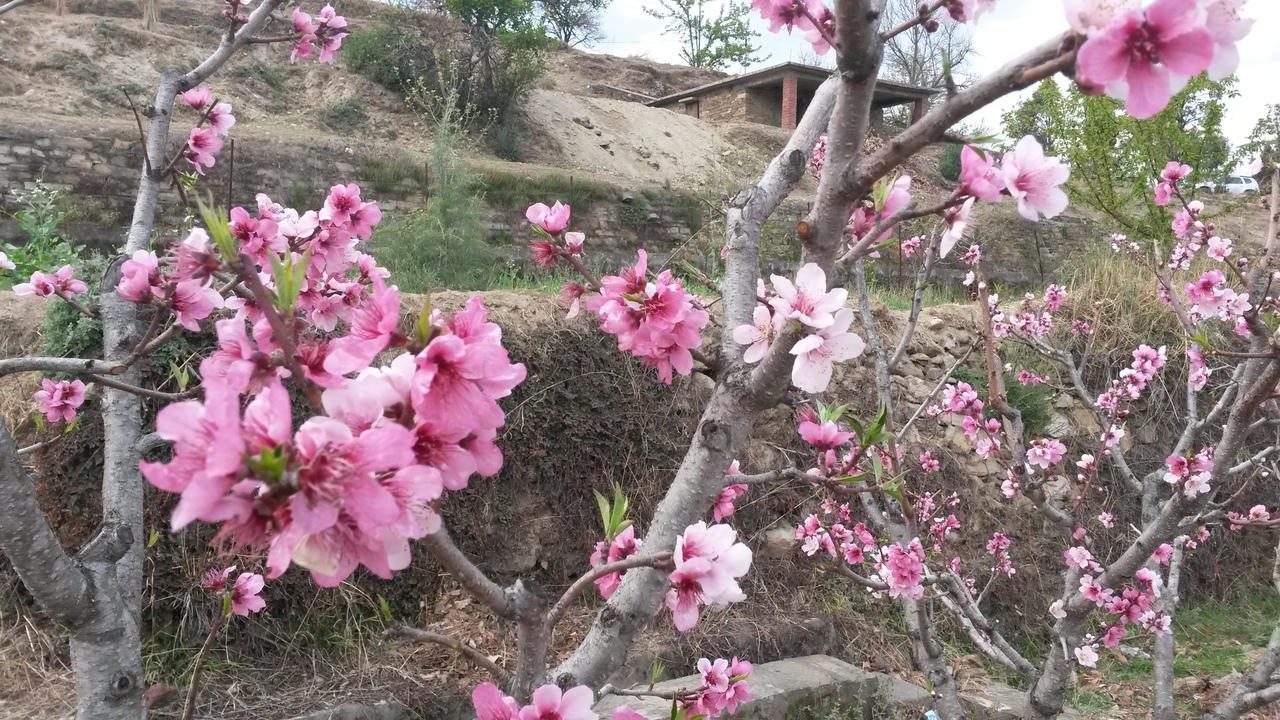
[419,528,510,617]
[0,357,127,379]
[546,553,674,630]
[0,419,93,628]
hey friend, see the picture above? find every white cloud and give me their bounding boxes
[593,0,1279,146]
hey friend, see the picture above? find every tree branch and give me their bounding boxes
[0,357,127,379]
[0,418,93,628]
[546,553,674,630]
[419,527,511,617]
[386,623,513,686]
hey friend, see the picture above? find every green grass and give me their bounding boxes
[869,280,968,312]
[1067,688,1115,713]
[474,167,615,211]
[362,157,426,198]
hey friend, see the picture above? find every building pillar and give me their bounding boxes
[781,75,798,130]
[911,97,928,125]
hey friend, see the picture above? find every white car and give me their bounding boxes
[1197,175,1260,195]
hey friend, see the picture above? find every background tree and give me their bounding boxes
[1239,103,1280,181]
[879,0,973,88]
[537,0,609,47]
[1003,75,1236,239]
[643,0,764,71]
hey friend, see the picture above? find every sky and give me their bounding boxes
[591,0,1280,149]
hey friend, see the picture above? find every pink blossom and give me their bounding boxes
[1162,160,1192,182]
[1153,543,1174,564]
[1183,471,1211,497]
[798,419,854,451]
[769,264,847,329]
[1076,0,1216,119]
[1098,512,1115,528]
[14,265,87,297]
[591,525,643,599]
[1202,0,1253,80]
[940,197,975,258]
[473,683,520,720]
[564,232,586,256]
[1074,644,1099,668]
[1065,0,1139,34]
[561,282,587,319]
[1102,623,1128,647]
[185,127,223,174]
[1189,347,1210,390]
[610,709,645,720]
[901,235,922,257]
[116,250,161,303]
[141,382,246,530]
[714,474,749,523]
[411,330,528,437]
[800,0,835,54]
[1001,136,1070,221]
[530,239,560,268]
[733,305,780,364]
[181,85,212,110]
[1154,181,1174,205]
[1027,438,1067,468]
[790,308,865,393]
[324,274,401,375]
[1064,546,1096,571]
[940,0,996,24]
[959,145,1005,202]
[525,202,571,235]
[318,32,347,64]
[209,102,236,136]
[229,572,266,616]
[1207,236,1232,261]
[1049,599,1067,619]
[33,379,85,423]
[666,522,752,631]
[0,252,13,271]
[517,685,596,720]
[168,279,225,331]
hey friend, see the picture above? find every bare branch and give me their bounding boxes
[546,553,674,630]
[386,623,513,686]
[419,528,511,617]
[0,357,127,379]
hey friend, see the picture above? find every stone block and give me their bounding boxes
[594,655,931,720]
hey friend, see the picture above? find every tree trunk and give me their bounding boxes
[904,597,966,720]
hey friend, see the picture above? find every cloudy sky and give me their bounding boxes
[591,0,1279,148]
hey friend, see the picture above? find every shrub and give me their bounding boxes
[938,142,962,182]
[319,97,368,135]
[363,157,427,198]
[2,180,81,289]
[373,125,501,292]
[342,24,432,93]
[492,120,524,162]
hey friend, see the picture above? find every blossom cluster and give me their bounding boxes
[522,202,710,384]
[666,522,752,631]
[1184,269,1251,330]
[751,0,835,54]
[733,264,864,393]
[290,4,348,63]
[1060,540,1175,667]
[683,656,754,717]
[585,250,710,384]
[1163,446,1215,498]
[142,290,524,586]
[14,265,89,299]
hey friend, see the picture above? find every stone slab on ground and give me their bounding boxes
[961,680,1084,720]
[593,654,931,719]
[285,700,413,720]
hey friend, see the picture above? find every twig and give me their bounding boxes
[546,553,674,630]
[87,374,198,401]
[899,344,977,437]
[181,609,223,720]
[386,624,513,686]
[0,357,127,379]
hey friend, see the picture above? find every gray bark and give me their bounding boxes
[1152,545,1184,720]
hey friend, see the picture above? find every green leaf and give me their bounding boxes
[377,595,393,622]
[610,483,629,532]
[881,474,904,503]
[196,195,237,262]
[869,451,884,484]
[221,592,232,617]
[593,489,613,538]
[650,659,664,686]
[147,529,162,549]
[864,404,889,446]
[62,417,79,436]
[170,359,190,391]
[33,414,46,433]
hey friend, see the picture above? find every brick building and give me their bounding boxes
[646,62,934,130]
